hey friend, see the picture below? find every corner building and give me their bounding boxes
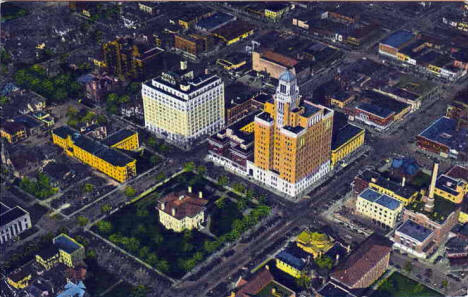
[247,71,333,197]
[142,63,225,147]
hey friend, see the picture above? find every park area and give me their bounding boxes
[372,272,443,297]
[92,168,271,278]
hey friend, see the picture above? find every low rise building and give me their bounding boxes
[329,91,355,109]
[416,116,467,160]
[264,3,289,21]
[103,129,139,151]
[212,20,255,45]
[434,174,466,204]
[295,230,334,258]
[52,126,137,182]
[230,267,296,297]
[275,249,307,278]
[393,219,435,258]
[331,124,365,168]
[36,234,85,270]
[330,235,392,290]
[156,188,208,232]
[195,11,235,32]
[0,203,31,244]
[352,170,419,206]
[356,188,403,228]
[0,121,27,144]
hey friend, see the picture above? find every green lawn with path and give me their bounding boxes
[372,272,443,297]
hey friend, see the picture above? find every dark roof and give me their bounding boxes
[53,126,135,167]
[256,112,273,123]
[331,235,392,289]
[436,175,462,196]
[54,234,83,254]
[381,30,414,48]
[302,101,320,117]
[356,103,394,119]
[275,250,306,270]
[14,115,42,129]
[418,117,467,152]
[103,129,136,147]
[235,268,274,297]
[446,166,468,182]
[1,121,25,134]
[282,125,304,135]
[37,245,59,259]
[359,170,419,199]
[0,206,28,227]
[396,220,433,243]
[0,202,10,215]
[332,124,363,150]
[196,12,235,31]
[212,20,255,41]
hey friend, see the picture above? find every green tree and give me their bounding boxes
[147,136,157,148]
[155,172,166,182]
[76,216,89,227]
[232,183,246,194]
[197,165,206,175]
[107,93,119,104]
[119,95,130,104]
[316,255,333,270]
[217,175,229,187]
[101,203,112,214]
[96,220,113,234]
[183,161,195,172]
[136,207,149,217]
[129,82,141,93]
[157,259,169,273]
[146,253,159,266]
[0,95,9,105]
[441,280,448,288]
[203,240,219,253]
[124,186,136,197]
[236,198,247,211]
[96,115,107,125]
[151,233,163,245]
[150,155,161,166]
[83,183,94,193]
[54,88,68,101]
[215,196,226,208]
[296,274,311,289]
[130,285,148,297]
[125,237,140,252]
[86,249,97,259]
[109,233,122,244]
[138,246,150,259]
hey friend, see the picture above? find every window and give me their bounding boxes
[280,84,287,94]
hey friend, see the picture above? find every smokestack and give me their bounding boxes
[180,60,187,70]
[172,208,176,216]
[402,177,406,187]
[161,202,165,210]
[199,191,203,198]
[425,162,438,213]
[188,186,192,193]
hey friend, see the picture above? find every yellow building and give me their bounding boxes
[7,267,32,289]
[275,250,306,278]
[52,126,137,183]
[142,66,225,148]
[356,188,403,228]
[330,92,355,109]
[264,4,289,21]
[36,234,85,270]
[331,124,365,168]
[0,122,27,144]
[157,188,208,232]
[212,20,255,46]
[104,129,139,150]
[247,70,333,197]
[434,174,466,204]
[296,230,334,258]
[216,53,247,70]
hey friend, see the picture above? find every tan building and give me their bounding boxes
[356,188,403,228]
[156,188,208,232]
[247,70,333,198]
[252,50,298,80]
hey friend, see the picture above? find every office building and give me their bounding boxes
[246,70,333,198]
[142,62,225,148]
[331,124,365,168]
[36,234,85,270]
[0,203,31,244]
[52,126,137,182]
[356,188,403,228]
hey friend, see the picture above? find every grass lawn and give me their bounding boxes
[93,171,271,279]
[83,258,119,296]
[101,282,134,297]
[372,272,443,297]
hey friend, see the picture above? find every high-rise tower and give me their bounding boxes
[247,70,333,197]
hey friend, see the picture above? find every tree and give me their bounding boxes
[155,172,166,182]
[119,95,130,104]
[296,274,311,289]
[245,188,255,200]
[157,259,169,273]
[101,204,112,214]
[129,82,140,93]
[130,285,148,297]
[96,115,107,125]
[83,183,94,193]
[109,233,122,244]
[184,161,195,172]
[217,175,229,187]
[125,237,140,252]
[150,155,161,166]
[138,246,150,259]
[124,186,136,197]
[215,196,226,208]
[86,249,97,259]
[107,93,119,104]
[96,220,113,234]
[197,165,206,175]
[151,233,163,245]
[441,279,448,288]
[147,137,157,148]
[232,183,246,194]
[236,198,247,211]
[136,207,149,217]
[76,216,89,227]
[315,255,333,270]
[146,253,158,266]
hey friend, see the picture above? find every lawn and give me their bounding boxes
[372,272,443,297]
[93,171,271,279]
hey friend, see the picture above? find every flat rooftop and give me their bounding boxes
[418,116,467,152]
[0,206,28,227]
[332,124,363,150]
[381,30,414,48]
[356,103,394,119]
[359,188,401,210]
[103,129,136,147]
[53,234,83,254]
[396,219,432,243]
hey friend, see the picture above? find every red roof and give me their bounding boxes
[446,165,468,182]
[157,191,208,219]
[261,50,298,68]
[331,236,391,288]
[235,268,274,297]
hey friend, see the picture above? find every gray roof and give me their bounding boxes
[359,188,401,210]
[279,70,296,82]
[397,220,433,243]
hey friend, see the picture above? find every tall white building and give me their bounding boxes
[142,62,225,148]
